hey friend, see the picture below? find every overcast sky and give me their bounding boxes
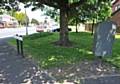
[19,3,48,22]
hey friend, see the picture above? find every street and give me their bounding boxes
[0,26,37,38]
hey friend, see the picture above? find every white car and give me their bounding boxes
[36,23,60,32]
[36,25,44,32]
[45,24,59,32]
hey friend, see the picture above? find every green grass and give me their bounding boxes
[104,35,120,68]
[9,32,120,69]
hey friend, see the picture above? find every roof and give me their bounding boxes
[112,0,119,5]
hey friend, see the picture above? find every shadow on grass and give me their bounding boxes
[24,32,94,69]
[10,32,120,83]
[104,37,120,68]
[41,49,93,69]
[25,32,53,40]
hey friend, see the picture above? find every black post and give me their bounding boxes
[91,19,95,35]
[20,35,24,57]
[16,34,20,54]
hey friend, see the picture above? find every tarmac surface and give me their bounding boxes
[80,74,120,84]
[0,38,55,84]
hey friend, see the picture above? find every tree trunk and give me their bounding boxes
[76,18,78,33]
[54,7,72,47]
[91,19,95,35]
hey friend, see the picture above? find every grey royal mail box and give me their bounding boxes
[93,21,117,56]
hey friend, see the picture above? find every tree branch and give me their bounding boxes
[69,0,86,8]
[37,0,86,9]
[37,0,60,8]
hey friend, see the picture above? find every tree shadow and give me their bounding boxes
[104,36,120,68]
[26,32,53,40]
[18,31,120,83]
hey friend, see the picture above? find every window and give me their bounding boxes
[115,4,120,11]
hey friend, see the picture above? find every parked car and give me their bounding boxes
[46,24,71,32]
[36,24,44,32]
[52,28,72,32]
[45,24,59,32]
[0,22,4,28]
[36,24,59,32]
[36,23,72,32]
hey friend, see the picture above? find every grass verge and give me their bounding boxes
[9,32,120,69]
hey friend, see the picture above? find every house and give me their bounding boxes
[0,14,18,28]
[112,0,120,12]
[111,0,120,32]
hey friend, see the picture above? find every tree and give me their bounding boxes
[45,1,111,34]
[87,2,112,35]
[13,12,29,25]
[0,0,20,13]
[31,18,39,25]
[0,0,111,46]
[44,6,60,23]
[18,0,91,46]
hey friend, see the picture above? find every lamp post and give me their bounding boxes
[25,7,28,35]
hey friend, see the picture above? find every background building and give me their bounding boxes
[0,14,18,28]
[111,0,120,26]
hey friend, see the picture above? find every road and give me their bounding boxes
[0,26,37,38]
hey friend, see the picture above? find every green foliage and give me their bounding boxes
[31,18,39,25]
[97,3,112,21]
[13,12,29,25]
[43,0,111,25]
[10,33,120,69]
[86,1,112,23]
[44,6,59,22]
[78,1,111,22]
[69,0,80,3]
[12,0,112,46]
[104,35,120,68]
[0,0,112,23]
[10,32,94,68]
[0,8,3,14]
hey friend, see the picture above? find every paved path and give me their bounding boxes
[80,74,120,84]
[0,38,55,84]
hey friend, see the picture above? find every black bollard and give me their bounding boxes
[16,34,20,54]
[15,34,24,57]
[20,35,24,57]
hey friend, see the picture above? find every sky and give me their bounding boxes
[19,3,49,22]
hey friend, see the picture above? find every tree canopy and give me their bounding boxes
[0,0,112,46]
[21,0,111,46]
[13,12,29,25]
[31,18,39,25]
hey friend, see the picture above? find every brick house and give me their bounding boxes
[111,0,120,32]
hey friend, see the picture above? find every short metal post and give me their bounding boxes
[20,35,24,57]
[16,34,20,54]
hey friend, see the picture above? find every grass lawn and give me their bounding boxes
[104,34,120,68]
[9,32,120,69]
